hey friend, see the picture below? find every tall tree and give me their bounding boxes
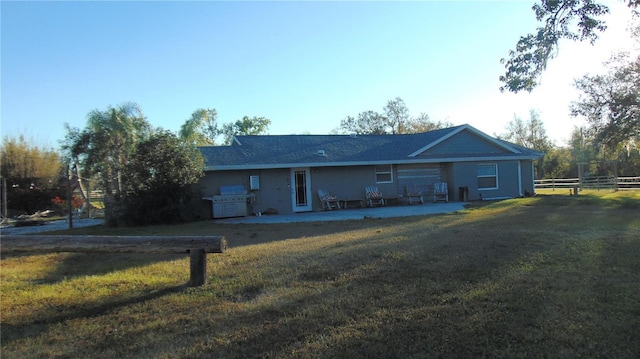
[500,0,613,93]
[383,97,411,134]
[339,111,388,135]
[179,108,219,146]
[542,146,574,178]
[61,102,151,197]
[337,98,448,135]
[501,109,554,178]
[503,110,554,151]
[219,116,271,145]
[571,52,640,148]
[405,113,454,133]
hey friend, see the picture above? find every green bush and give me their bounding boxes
[117,186,202,226]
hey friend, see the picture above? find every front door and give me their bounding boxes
[290,168,312,212]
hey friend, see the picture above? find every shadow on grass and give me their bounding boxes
[1,284,187,346]
[46,252,184,284]
[1,252,185,285]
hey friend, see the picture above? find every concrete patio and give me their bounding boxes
[213,202,468,224]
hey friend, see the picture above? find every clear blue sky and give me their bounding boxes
[1,1,633,148]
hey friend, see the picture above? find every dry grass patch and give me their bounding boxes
[2,192,639,358]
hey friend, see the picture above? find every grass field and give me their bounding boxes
[2,191,639,358]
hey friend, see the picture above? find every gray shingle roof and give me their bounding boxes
[199,124,542,171]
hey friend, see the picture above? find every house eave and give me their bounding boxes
[203,155,541,172]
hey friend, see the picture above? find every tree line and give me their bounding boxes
[334,97,453,135]
[1,105,272,225]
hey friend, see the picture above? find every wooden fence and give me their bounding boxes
[0,235,227,287]
[535,176,640,191]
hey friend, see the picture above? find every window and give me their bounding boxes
[477,164,498,189]
[375,165,393,183]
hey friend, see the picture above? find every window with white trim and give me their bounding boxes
[375,165,393,183]
[477,164,498,190]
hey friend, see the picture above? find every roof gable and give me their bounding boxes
[409,124,520,157]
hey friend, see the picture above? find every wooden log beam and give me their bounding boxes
[0,235,227,254]
[189,249,207,287]
[1,235,228,287]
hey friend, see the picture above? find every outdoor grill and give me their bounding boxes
[203,185,255,219]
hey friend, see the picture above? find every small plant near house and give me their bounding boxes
[50,195,84,215]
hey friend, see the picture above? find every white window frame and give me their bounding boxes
[375,164,393,184]
[477,163,498,190]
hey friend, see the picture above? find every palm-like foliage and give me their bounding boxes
[179,108,219,146]
[62,102,151,196]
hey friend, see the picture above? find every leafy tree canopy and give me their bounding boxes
[501,0,616,93]
[500,109,555,178]
[61,102,151,196]
[220,116,271,145]
[337,97,452,135]
[501,109,555,152]
[125,130,204,193]
[571,51,640,148]
[179,108,219,146]
[179,109,271,146]
[119,130,205,226]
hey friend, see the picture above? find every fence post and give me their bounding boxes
[189,249,207,287]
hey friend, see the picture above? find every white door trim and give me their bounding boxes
[290,168,312,212]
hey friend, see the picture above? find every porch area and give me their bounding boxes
[212,202,467,224]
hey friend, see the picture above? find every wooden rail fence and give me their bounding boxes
[535,176,640,191]
[0,235,227,287]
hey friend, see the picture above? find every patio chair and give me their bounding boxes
[317,189,340,210]
[433,182,448,203]
[365,185,385,207]
[405,184,424,204]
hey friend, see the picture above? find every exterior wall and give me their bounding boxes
[440,163,454,200]
[198,159,540,218]
[310,165,391,210]
[520,160,536,196]
[199,165,399,217]
[449,162,476,201]
[251,168,293,214]
[450,160,525,201]
[199,168,292,218]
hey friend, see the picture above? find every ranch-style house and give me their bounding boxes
[197,124,543,219]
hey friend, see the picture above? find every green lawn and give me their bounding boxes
[1,192,639,358]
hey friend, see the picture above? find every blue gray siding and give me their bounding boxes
[448,161,524,201]
[422,130,508,156]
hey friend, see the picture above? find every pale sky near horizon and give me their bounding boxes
[1,0,636,149]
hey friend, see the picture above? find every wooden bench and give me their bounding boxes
[0,235,227,287]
